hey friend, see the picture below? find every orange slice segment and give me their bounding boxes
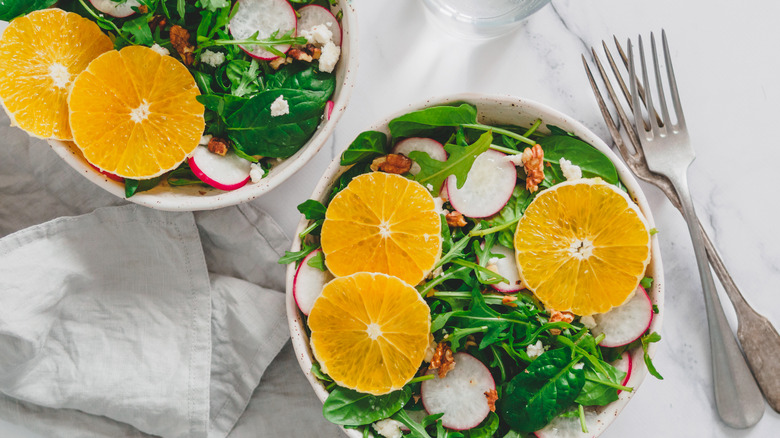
[308,272,431,395]
[0,9,113,140]
[514,178,651,316]
[321,172,442,286]
[68,46,205,179]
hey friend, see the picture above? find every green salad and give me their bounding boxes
[283,103,662,437]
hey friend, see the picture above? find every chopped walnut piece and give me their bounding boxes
[269,56,292,70]
[370,154,413,174]
[288,44,322,63]
[521,144,545,193]
[207,137,229,156]
[463,335,478,349]
[429,342,456,379]
[149,15,167,33]
[502,295,518,307]
[548,309,575,335]
[485,389,498,412]
[137,5,149,14]
[445,211,467,228]
[169,25,195,66]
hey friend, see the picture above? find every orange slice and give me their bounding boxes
[0,9,112,140]
[308,272,431,395]
[514,178,651,316]
[68,45,205,179]
[321,172,441,286]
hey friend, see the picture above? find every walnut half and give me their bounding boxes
[169,25,195,66]
[370,154,413,174]
[429,342,456,379]
[522,144,545,193]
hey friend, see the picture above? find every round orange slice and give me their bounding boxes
[514,178,651,316]
[0,9,112,140]
[308,272,431,395]
[321,172,442,286]
[68,45,205,179]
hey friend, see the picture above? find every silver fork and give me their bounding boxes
[582,31,769,428]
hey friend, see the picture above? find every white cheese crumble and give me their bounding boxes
[526,340,545,360]
[373,418,404,438]
[249,163,265,183]
[270,95,290,117]
[200,50,225,67]
[504,153,524,166]
[301,24,333,45]
[433,196,446,215]
[559,157,582,181]
[150,43,170,57]
[488,257,500,266]
[573,362,585,370]
[318,41,340,73]
[426,183,434,191]
[579,315,597,329]
[199,134,212,146]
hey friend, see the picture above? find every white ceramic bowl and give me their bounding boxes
[47,1,358,211]
[286,93,664,437]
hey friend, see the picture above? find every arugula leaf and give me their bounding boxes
[499,348,586,432]
[323,386,411,426]
[537,135,619,185]
[640,276,654,289]
[448,289,513,350]
[297,199,326,220]
[409,131,492,196]
[0,0,56,21]
[390,409,433,438]
[306,249,327,271]
[225,59,262,97]
[124,176,162,198]
[340,131,388,166]
[197,0,230,12]
[388,103,478,139]
[121,14,154,46]
[279,243,316,265]
[641,331,663,379]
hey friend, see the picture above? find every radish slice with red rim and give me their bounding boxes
[421,352,496,430]
[447,149,517,218]
[612,351,632,388]
[230,0,297,60]
[481,243,522,292]
[297,4,342,46]
[591,285,653,348]
[189,146,251,191]
[392,137,447,175]
[533,409,599,438]
[89,0,141,18]
[293,249,332,315]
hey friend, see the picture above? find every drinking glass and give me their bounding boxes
[421,0,551,39]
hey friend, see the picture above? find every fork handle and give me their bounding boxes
[699,223,780,413]
[669,172,765,428]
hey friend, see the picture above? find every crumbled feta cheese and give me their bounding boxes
[373,418,403,438]
[270,95,290,117]
[433,196,446,215]
[318,41,340,73]
[200,50,225,67]
[559,157,582,181]
[526,340,545,360]
[423,336,437,363]
[426,183,434,191]
[579,315,597,329]
[199,134,212,146]
[573,362,585,370]
[488,257,500,266]
[150,43,170,57]
[300,24,333,45]
[249,163,265,183]
[504,153,524,166]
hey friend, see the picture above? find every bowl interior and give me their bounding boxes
[286,93,664,437]
[48,0,358,212]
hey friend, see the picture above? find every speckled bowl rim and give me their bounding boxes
[46,0,358,212]
[286,93,664,438]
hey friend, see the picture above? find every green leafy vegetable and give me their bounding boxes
[574,359,627,406]
[409,131,492,196]
[297,199,327,220]
[323,386,412,426]
[641,331,663,379]
[340,131,388,166]
[124,176,162,198]
[388,103,478,139]
[537,135,619,185]
[0,0,57,21]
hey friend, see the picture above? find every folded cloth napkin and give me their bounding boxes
[0,108,342,438]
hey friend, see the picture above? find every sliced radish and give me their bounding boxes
[297,4,342,46]
[325,100,334,120]
[392,138,447,175]
[230,0,297,60]
[189,146,251,191]
[479,243,521,293]
[90,0,141,18]
[421,353,495,431]
[613,351,632,388]
[293,249,333,315]
[447,150,517,218]
[591,286,653,348]
[533,409,598,438]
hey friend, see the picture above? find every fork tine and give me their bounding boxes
[636,36,660,136]
[650,33,673,129]
[613,36,663,127]
[587,47,644,160]
[628,40,644,135]
[662,29,686,128]
[582,54,633,163]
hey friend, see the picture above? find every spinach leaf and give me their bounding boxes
[574,359,626,406]
[340,131,388,166]
[124,176,162,198]
[323,386,412,426]
[297,199,327,220]
[388,103,478,139]
[537,135,619,185]
[461,412,499,438]
[499,348,586,432]
[409,131,492,196]
[0,0,56,21]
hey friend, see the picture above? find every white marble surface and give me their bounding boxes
[2,0,780,436]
